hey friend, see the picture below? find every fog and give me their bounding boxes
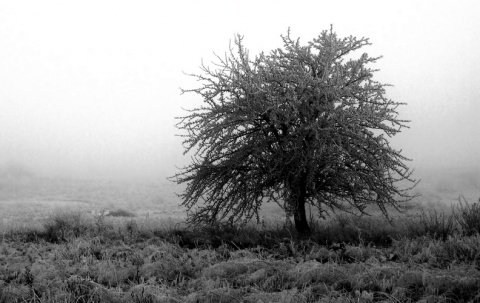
[1,1,479,194]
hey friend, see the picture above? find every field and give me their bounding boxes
[1,174,480,302]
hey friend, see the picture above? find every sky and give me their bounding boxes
[0,0,479,185]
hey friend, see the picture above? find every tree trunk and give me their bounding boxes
[292,173,311,236]
[294,196,311,235]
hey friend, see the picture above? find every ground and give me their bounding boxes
[1,175,480,302]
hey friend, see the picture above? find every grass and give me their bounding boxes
[1,199,480,302]
[456,195,480,236]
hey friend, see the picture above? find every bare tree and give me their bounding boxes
[172,28,418,235]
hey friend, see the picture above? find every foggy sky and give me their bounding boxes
[0,0,479,182]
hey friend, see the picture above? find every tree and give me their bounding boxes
[172,28,417,235]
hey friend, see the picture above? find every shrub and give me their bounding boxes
[107,208,136,218]
[124,219,136,231]
[456,195,480,236]
[43,211,90,243]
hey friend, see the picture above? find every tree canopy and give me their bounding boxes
[172,28,417,235]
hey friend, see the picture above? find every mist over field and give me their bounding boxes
[1,0,479,207]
